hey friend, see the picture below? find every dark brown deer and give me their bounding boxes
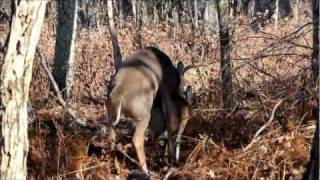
[107,47,191,175]
[149,85,192,161]
[149,61,192,161]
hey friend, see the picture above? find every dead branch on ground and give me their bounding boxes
[244,98,285,151]
[37,48,96,129]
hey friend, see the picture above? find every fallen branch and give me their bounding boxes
[184,64,208,72]
[37,48,93,128]
[164,168,178,180]
[243,98,285,151]
[193,108,228,112]
[58,163,107,177]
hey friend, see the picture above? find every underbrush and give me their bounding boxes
[0,17,317,179]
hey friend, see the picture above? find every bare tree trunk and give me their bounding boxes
[274,0,279,29]
[153,0,159,24]
[302,120,319,180]
[132,0,137,25]
[302,2,319,178]
[78,0,94,29]
[107,0,122,70]
[204,1,209,32]
[52,0,78,99]
[248,0,255,19]
[168,0,174,38]
[293,0,300,23]
[194,0,198,29]
[312,0,319,85]
[136,0,143,50]
[204,0,219,36]
[302,1,320,179]
[216,0,234,110]
[140,0,148,25]
[0,1,47,179]
[119,0,123,28]
[176,0,183,25]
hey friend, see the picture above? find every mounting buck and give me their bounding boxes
[107,47,192,174]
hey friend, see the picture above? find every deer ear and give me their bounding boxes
[177,61,185,75]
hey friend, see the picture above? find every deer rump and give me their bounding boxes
[108,47,186,173]
[109,47,182,125]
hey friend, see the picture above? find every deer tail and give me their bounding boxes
[112,97,123,126]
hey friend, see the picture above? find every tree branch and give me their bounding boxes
[37,48,94,129]
[243,98,285,151]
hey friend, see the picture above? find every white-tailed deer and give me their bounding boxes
[108,47,191,175]
[149,60,192,161]
[149,85,192,161]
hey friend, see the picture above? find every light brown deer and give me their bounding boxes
[108,47,191,175]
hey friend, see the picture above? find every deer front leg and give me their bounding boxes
[161,93,179,159]
[167,131,176,160]
[132,116,150,175]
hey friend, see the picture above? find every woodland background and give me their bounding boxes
[0,0,318,179]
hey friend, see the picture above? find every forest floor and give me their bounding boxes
[0,17,317,180]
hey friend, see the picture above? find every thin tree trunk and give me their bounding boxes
[177,0,183,25]
[163,0,169,23]
[302,120,319,180]
[153,0,158,24]
[168,0,174,38]
[0,1,47,179]
[302,2,319,178]
[216,0,234,110]
[119,0,123,28]
[140,0,148,25]
[294,0,300,23]
[194,0,198,29]
[136,0,143,50]
[274,0,279,29]
[204,1,209,33]
[52,0,78,99]
[107,0,122,70]
[132,0,137,25]
[312,0,319,85]
[205,0,218,36]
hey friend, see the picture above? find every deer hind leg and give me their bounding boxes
[132,115,150,175]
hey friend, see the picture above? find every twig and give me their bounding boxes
[243,98,285,151]
[106,131,141,168]
[226,103,240,117]
[193,108,228,112]
[115,145,140,166]
[247,63,280,81]
[36,48,92,128]
[282,165,286,180]
[184,63,208,72]
[186,137,207,164]
[58,163,107,177]
[163,168,178,180]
